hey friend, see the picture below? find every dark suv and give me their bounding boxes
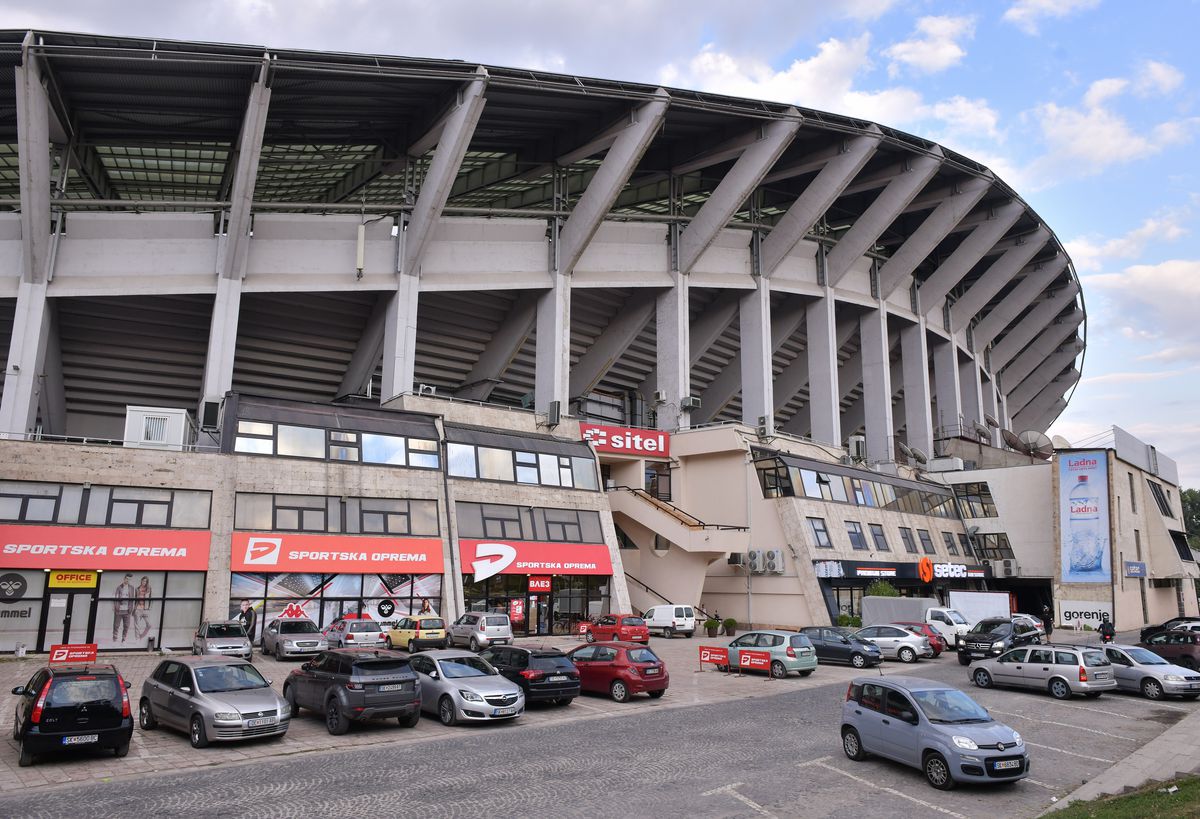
[11,664,133,767]
[957,617,1040,665]
[283,648,420,734]
[1139,630,1200,671]
[478,645,581,705]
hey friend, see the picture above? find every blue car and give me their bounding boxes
[725,630,818,678]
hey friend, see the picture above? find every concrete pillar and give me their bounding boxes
[932,337,962,435]
[0,282,51,437]
[535,273,571,415]
[960,357,984,428]
[806,289,840,446]
[380,272,420,401]
[738,276,774,432]
[655,269,691,431]
[900,322,934,456]
[860,308,894,461]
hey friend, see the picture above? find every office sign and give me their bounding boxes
[48,570,99,589]
[1059,451,1111,584]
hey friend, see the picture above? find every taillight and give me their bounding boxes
[118,677,131,718]
[519,670,545,681]
[346,681,363,691]
[346,633,355,641]
[1078,666,1087,682]
[845,683,855,702]
[30,679,52,724]
[479,621,486,631]
[786,646,796,658]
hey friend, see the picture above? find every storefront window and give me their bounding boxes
[0,570,46,652]
[94,571,204,651]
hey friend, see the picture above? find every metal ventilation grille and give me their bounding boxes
[142,415,169,443]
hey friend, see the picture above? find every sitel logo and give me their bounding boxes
[472,542,517,582]
[244,537,282,566]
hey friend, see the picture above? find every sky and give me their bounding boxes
[9,0,1200,485]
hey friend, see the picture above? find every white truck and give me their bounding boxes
[947,590,1012,628]
[859,596,971,648]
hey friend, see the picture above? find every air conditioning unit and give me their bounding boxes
[747,549,765,573]
[652,390,667,404]
[848,435,866,461]
[123,406,194,452]
[999,558,1020,578]
[765,548,784,574]
[680,395,702,411]
[727,553,745,566]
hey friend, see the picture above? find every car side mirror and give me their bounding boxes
[180,686,192,694]
[124,680,131,690]
[11,686,24,695]
[429,670,439,680]
[301,662,311,671]
[840,637,851,644]
[901,710,917,724]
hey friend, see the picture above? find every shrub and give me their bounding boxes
[704,618,719,629]
[865,580,900,597]
[722,618,738,630]
[836,613,852,627]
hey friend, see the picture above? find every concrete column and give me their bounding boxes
[959,356,984,428]
[217,58,271,281]
[380,272,420,400]
[655,269,691,431]
[806,289,840,446]
[981,378,1001,446]
[0,281,50,437]
[535,273,571,415]
[15,38,51,286]
[932,337,962,434]
[860,308,894,462]
[738,276,774,431]
[900,322,934,456]
[199,276,243,405]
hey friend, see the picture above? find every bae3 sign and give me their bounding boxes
[580,423,669,457]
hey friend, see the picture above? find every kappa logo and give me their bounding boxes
[244,537,282,566]
[472,542,517,582]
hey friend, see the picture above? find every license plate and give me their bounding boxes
[247,717,276,727]
[378,683,406,692]
[970,652,985,658]
[62,734,98,745]
[548,675,568,682]
[644,667,660,675]
[492,706,517,716]
[993,760,1021,770]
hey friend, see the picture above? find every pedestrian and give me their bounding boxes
[237,598,257,642]
[1041,602,1054,640]
[112,574,135,643]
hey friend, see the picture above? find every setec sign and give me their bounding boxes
[580,423,670,457]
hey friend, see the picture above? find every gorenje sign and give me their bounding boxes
[580,423,669,457]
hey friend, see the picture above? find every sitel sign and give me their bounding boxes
[580,423,670,457]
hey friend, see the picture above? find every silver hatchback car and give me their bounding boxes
[1103,644,1200,700]
[262,618,328,659]
[969,644,1117,699]
[193,621,253,661]
[449,612,513,651]
[842,675,1028,790]
[408,649,525,726]
[854,624,934,663]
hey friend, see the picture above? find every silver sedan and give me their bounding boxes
[853,624,934,663]
[262,618,328,659]
[1103,644,1200,700]
[407,649,525,726]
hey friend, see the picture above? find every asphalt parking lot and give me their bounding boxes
[1,632,1196,818]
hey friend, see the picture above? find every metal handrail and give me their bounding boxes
[624,573,711,621]
[608,485,748,531]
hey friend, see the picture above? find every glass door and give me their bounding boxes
[41,592,93,649]
[526,594,553,636]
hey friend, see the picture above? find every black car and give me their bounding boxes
[798,626,883,668]
[1141,617,1197,643]
[478,645,580,705]
[957,617,1041,665]
[11,664,134,767]
[283,648,421,734]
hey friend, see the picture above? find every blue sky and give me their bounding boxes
[13,0,1200,485]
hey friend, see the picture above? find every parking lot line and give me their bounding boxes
[1051,699,1190,718]
[1024,778,1058,791]
[801,760,968,818]
[985,709,1137,742]
[1022,741,1114,763]
[702,782,776,817]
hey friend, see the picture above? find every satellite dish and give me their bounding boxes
[973,421,991,440]
[1051,434,1073,449]
[1017,430,1054,460]
[984,413,1000,429]
[909,446,929,465]
[896,440,914,459]
[1001,429,1024,451]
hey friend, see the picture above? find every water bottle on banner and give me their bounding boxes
[1066,475,1104,573]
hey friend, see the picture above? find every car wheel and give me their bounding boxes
[850,653,867,669]
[469,637,480,652]
[139,698,157,730]
[385,638,393,650]
[973,668,993,688]
[841,727,866,761]
[284,685,301,715]
[648,690,665,699]
[557,697,575,706]
[957,654,971,666]
[664,627,675,639]
[1084,692,1103,699]
[275,645,283,661]
[113,741,129,758]
[899,647,916,664]
[799,669,813,677]
[399,710,420,728]
[438,696,457,726]
[1049,679,1072,700]
[610,680,630,703]
[924,752,955,790]
[585,631,596,644]
[18,739,35,767]
[189,716,209,749]
[770,660,788,679]
[408,640,416,653]
[325,699,350,735]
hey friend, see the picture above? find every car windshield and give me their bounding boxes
[438,656,495,678]
[350,622,382,632]
[48,676,119,706]
[913,689,991,724]
[417,619,445,629]
[279,621,320,634]
[1082,650,1110,668]
[485,616,509,627]
[194,663,269,693]
[946,611,968,625]
[968,620,1009,636]
[621,617,645,627]
[205,624,246,638]
[626,648,660,663]
[353,660,410,676]
[1128,648,1168,665]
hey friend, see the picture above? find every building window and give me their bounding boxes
[233,419,438,470]
[540,508,585,542]
[273,495,328,532]
[328,430,361,462]
[482,504,524,539]
[941,531,959,556]
[952,482,998,518]
[235,493,438,536]
[845,521,869,551]
[0,481,210,529]
[868,523,890,552]
[1128,473,1137,513]
[917,529,936,555]
[958,533,974,559]
[1146,481,1174,517]
[898,527,918,554]
[975,533,1015,560]
[456,502,602,544]
[808,517,833,549]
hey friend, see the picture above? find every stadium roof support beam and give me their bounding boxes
[900,321,934,457]
[960,355,984,428]
[654,266,690,430]
[336,294,389,400]
[320,139,404,204]
[456,292,538,401]
[916,200,1023,312]
[803,284,841,445]
[638,290,739,401]
[218,56,272,281]
[557,91,669,277]
[949,227,1051,332]
[1006,340,1085,412]
[677,114,800,274]
[760,129,881,277]
[971,255,1068,349]
[569,289,658,398]
[693,295,805,424]
[1012,370,1079,431]
[1022,397,1067,435]
[825,151,943,287]
[402,68,488,277]
[38,303,66,436]
[36,52,119,202]
[876,176,991,299]
[999,312,1085,390]
[989,286,1080,370]
[736,275,777,431]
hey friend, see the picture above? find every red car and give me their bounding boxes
[566,642,669,702]
[894,622,947,657]
[584,614,649,643]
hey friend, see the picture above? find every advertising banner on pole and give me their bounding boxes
[737,649,772,671]
[1059,451,1111,584]
[698,646,729,666]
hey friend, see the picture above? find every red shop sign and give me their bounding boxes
[528,576,552,593]
[699,646,729,665]
[49,644,98,664]
[580,423,670,457]
[0,525,211,571]
[508,598,525,623]
[459,540,613,582]
[738,650,772,671]
[231,532,444,573]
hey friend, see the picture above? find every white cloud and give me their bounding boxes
[1082,78,1128,109]
[1066,210,1190,272]
[929,96,1002,141]
[1134,60,1184,96]
[1087,259,1200,364]
[1003,0,1101,35]
[883,15,974,78]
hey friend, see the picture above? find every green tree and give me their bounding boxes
[1183,488,1200,549]
[865,579,900,597]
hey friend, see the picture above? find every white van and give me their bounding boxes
[641,605,696,638]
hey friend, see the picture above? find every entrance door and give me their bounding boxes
[526,594,552,637]
[42,592,92,649]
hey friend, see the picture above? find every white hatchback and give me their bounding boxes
[641,605,696,638]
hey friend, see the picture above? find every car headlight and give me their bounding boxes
[991,641,1005,650]
[1164,674,1184,682]
[279,702,291,719]
[1012,731,1022,745]
[213,711,240,721]
[459,689,484,703]
[952,735,979,750]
